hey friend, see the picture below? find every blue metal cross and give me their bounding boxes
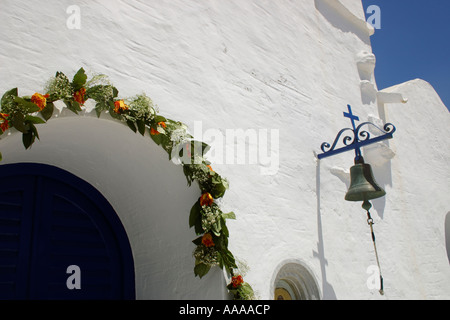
[343,105,359,130]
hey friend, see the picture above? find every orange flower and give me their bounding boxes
[150,122,166,135]
[114,100,128,114]
[201,233,215,248]
[231,275,244,288]
[31,93,50,111]
[73,87,86,105]
[199,192,213,206]
[150,127,159,135]
[0,113,9,132]
[206,165,214,172]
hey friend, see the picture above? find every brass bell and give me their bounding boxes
[345,157,386,202]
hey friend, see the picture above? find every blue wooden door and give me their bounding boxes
[0,163,135,299]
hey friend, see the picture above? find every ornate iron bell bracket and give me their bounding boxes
[317,105,396,162]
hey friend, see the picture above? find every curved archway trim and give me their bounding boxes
[270,259,321,300]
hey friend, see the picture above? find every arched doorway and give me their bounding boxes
[0,163,135,299]
[0,114,227,299]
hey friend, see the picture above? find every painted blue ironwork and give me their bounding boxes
[317,105,396,161]
[343,105,360,131]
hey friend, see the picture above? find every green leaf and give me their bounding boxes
[12,113,28,133]
[1,88,18,108]
[2,87,18,99]
[214,233,236,270]
[136,119,146,136]
[25,115,46,124]
[227,282,254,300]
[112,86,119,98]
[222,211,236,220]
[40,102,54,121]
[85,85,101,100]
[220,248,237,270]
[216,251,224,269]
[154,115,167,123]
[210,179,228,199]
[192,236,203,246]
[63,99,79,114]
[108,105,121,120]
[126,119,137,133]
[72,67,87,91]
[22,131,34,149]
[215,232,227,249]
[194,262,211,278]
[94,102,107,118]
[238,282,255,300]
[150,130,162,145]
[220,218,230,237]
[211,218,222,236]
[189,202,204,235]
[13,97,40,113]
[29,123,39,140]
[21,122,40,150]
[160,134,173,154]
[183,165,194,186]
[189,200,201,229]
[73,101,82,112]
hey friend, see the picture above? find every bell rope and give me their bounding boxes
[363,200,384,296]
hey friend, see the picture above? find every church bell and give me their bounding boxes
[345,158,386,202]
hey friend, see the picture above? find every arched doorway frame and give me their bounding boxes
[0,108,230,299]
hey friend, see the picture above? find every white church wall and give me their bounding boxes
[372,79,450,299]
[0,0,448,300]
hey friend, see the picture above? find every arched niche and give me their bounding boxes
[271,260,321,300]
[0,109,227,299]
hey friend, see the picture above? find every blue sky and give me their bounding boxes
[361,0,450,111]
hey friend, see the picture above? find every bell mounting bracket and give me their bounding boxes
[317,105,396,161]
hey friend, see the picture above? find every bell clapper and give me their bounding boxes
[362,199,372,211]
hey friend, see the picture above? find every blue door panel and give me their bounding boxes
[0,175,36,299]
[0,163,135,300]
[31,176,121,299]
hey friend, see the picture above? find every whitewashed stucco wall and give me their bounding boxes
[0,0,448,299]
[373,80,450,299]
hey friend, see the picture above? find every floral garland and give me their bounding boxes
[0,68,254,300]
